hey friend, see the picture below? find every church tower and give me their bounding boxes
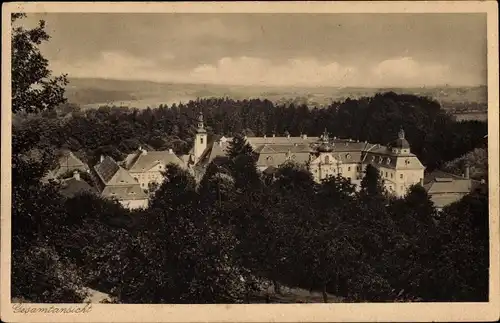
[194,111,207,163]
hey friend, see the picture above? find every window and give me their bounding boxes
[200,137,204,144]
[386,158,391,165]
[348,167,351,171]
[325,156,330,164]
[390,173,393,179]
[339,168,342,173]
[385,172,388,178]
[400,174,403,179]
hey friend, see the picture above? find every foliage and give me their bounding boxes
[11,13,68,114]
[444,147,488,181]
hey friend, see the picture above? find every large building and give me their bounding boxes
[423,168,484,211]
[43,150,90,182]
[91,156,149,210]
[121,147,187,191]
[188,112,426,197]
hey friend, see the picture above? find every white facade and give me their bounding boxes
[119,198,149,210]
[130,163,165,190]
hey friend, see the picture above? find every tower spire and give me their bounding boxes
[197,111,206,133]
[322,128,329,141]
[398,127,405,140]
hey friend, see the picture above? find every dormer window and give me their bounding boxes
[386,158,391,165]
[346,153,351,160]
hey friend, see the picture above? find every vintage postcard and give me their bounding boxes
[1,1,499,322]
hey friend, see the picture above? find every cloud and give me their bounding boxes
[371,57,451,87]
[51,51,158,80]
[52,52,465,87]
[188,57,359,86]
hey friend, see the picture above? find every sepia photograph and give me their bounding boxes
[1,1,499,322]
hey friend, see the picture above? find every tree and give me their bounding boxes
[359,164,386,199]
[226,132,254,160]
[11,13,68,114]
[429,186,489,301]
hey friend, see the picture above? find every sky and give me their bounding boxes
[20,13,487,87]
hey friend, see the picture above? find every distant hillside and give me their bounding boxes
[65,77,488,111]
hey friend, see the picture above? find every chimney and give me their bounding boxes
[464,164,470,179]
[142,147,147,155]
[302,134,307,139]
[168,148,173,154]
[263,134,266,138]
[73,170,80,181]
[273,133,276,138]
[287,134,290,139]
[100,155,105,163]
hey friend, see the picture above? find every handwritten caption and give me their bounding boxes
[12,303,93,314]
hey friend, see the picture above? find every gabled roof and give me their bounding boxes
[94,156,120,184]
[57,150,87,168]
[124,150,185,172]
[50,150,89,178]
[94,156,138,186]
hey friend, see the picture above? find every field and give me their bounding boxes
[66,78,488,120]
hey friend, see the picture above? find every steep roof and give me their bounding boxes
[94,156,138,186]
[57,150,86,168]
[51,150,89,177]
[124,149,185,172]
[94,156,120,184]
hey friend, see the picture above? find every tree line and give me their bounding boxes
[24,91,486,172]
[12,133,489,303]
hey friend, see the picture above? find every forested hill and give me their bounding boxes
[65,77,487,110]
[24,92,487,171]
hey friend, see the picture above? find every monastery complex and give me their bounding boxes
[46,112,479,211]
[190,112,425,197]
